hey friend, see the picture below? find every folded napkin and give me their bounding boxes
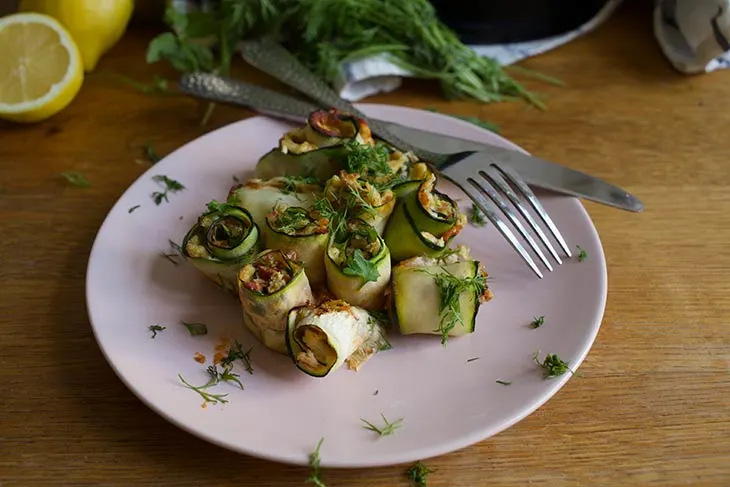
[337,0,730,101]
[655,0,730,73]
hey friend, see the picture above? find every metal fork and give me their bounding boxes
[181,40,571,278]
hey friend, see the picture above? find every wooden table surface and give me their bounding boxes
[2,2,729,486]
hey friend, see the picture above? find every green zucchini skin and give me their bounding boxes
[383,201,454,262]
[254,146,347,181]
[182,204,260,297]
[254,109,372,180]
[228,179,319,237]
[285,300,389,378]
[324,219,391,310]
[392,259,479,338]
[265,207,329,288]
[237,249,314,354]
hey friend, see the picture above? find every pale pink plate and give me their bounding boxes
[86,104,607,468]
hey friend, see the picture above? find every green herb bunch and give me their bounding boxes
[146,0,547,109]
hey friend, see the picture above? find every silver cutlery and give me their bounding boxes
[178,39,634,277]
[179,72,643,214]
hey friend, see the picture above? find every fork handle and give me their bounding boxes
[179,72,319,123]
[238,39,441,162]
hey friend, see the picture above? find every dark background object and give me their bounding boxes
[430,0,613,44]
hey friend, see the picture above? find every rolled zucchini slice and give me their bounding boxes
[228,176,320,238]
[255,108,374,180]
[182,201,260,296]
[391,246,493,345]
[237,249,314,354]
[265,204,329,287]
[383,199,455,262]
[286,300,391,377]
[405,172,464,236]
[324,218,391,310]
[321,171,396,234]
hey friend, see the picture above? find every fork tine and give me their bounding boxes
[469,176,554,272]
[493,163,572,258]
[480,167,562,265]
[460,180,544,279]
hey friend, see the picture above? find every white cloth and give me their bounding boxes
[334,0,730,101]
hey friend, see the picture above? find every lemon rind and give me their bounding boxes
[0,12,83,114]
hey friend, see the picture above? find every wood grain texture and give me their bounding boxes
[1,2,729,485]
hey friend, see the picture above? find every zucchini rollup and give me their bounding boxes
[384,173,466,262]
[325,218,390,310]
[182,201,260,296]
[265,204,329,287]
[228,176,320,240]
[255,108,374,180]
[238,249,314,354]
[286,300,391,377]
[319,171,396,234]
[391,246,493,345]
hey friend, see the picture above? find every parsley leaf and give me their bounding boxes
[181,321,208,336]
[60,172,91,188]
[341,249,380,288]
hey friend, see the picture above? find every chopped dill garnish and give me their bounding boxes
[180,321,208,336]
[60,171,91,188]
[467,203,487,227]
[148,324,166,338]
[420,267,488,346]
[128,205,141,213]
[178,372,229,405]
[576,245,588,262]
[220,340,253,375]
[534,350,574,378]
[151,175,185,205]
[529,316,545,329]
[306,437,326,487]
[407,461,435,486]
[496,379,512,386]
[361,413,403,437]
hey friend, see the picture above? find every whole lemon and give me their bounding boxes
[19,0,134,72]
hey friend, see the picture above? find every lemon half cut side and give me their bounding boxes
[0,13,84,123]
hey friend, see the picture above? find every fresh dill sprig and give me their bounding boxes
[148,324,166,338]
[529,316,545,329]
[467,204,487,227]
[534,350,574,378]
[206,364,244,390]
[220,340,254,375]
[151,175,185,205]
[360,413,403,437]
[178,373,229,405]
[280,175,320,194]
[421,267,488,346]
[407,461,435,486]
[60,171,91,188]
[306,437,326,487]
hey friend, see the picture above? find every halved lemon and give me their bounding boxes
[0,12,84,123]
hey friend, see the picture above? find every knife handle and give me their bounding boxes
[178,72,321,123]
[238,39,440,162]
